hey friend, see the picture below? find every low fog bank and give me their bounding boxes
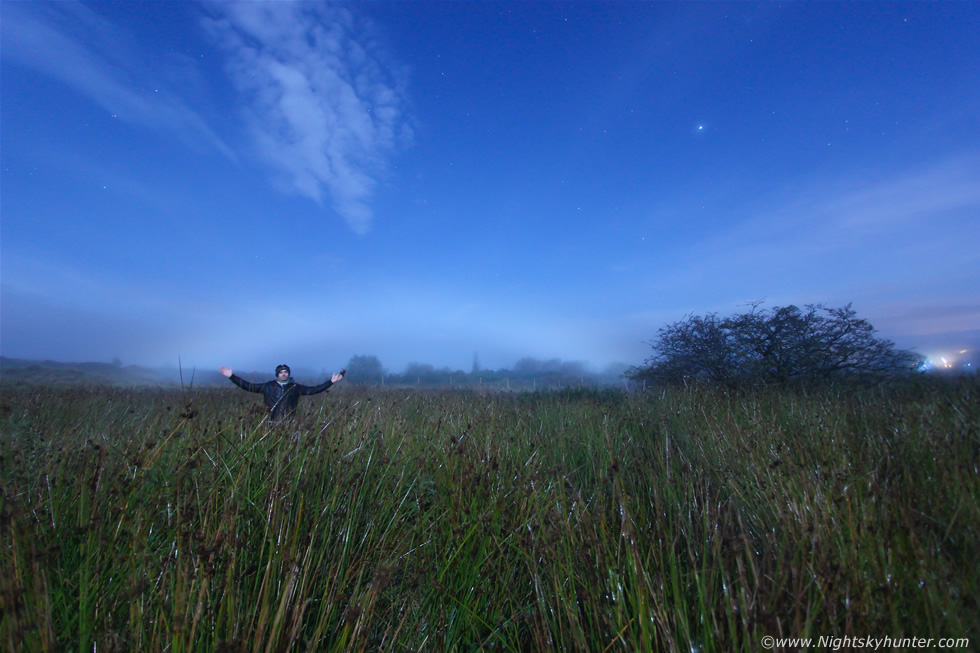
[0,356,633,389]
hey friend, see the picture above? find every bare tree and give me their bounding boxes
[628,303,922,388]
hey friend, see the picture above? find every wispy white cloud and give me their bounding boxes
[2,1,410,234]
[202,2,413,234]
[742,154,980,249]
[1,1,235,159]
[872,302,980,338]
[643,154,980,304]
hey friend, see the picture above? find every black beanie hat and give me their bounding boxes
[275,364,291,376]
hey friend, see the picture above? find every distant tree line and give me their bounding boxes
[342,354,628,389]
[627,303,923,390]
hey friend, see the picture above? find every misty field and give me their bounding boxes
[1,380,977,652]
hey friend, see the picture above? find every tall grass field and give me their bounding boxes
[2,380,977,651]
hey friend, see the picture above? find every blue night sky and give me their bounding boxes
[2,1,979,376]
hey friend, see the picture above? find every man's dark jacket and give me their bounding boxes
[228,374,334,420]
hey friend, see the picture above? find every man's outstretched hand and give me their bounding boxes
[331,370,346,384]
[220,366,233,378]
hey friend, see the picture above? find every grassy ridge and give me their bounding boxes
[1,381,977,651]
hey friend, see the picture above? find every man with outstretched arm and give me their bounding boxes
[220,364,345,421]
